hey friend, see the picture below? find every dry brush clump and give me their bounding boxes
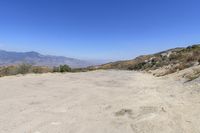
[0,64,52,77]
[184,68,200,82]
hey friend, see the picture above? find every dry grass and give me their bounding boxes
[185,68,200,82]
[0,64,52,77]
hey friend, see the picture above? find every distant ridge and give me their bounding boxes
[0,50,92,68]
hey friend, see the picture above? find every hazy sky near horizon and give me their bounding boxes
[0,0,200,60]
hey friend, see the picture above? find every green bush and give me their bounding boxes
[52,65,72,73]
[60,65,71,72]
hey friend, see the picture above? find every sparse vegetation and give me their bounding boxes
[31,66,53,73]
[0,44,199,81]
[59,65,71,72]
[185,68,200,82]
[53,65,72,73]
[0,64,53,77]
[0,63,92,77]
[97,44,200,78]
[17,64,32,74]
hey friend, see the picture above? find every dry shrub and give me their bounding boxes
[185,68,200,82]
[17,64,32,74]
[0,66,19,76]
[30,66,52,73]
[0,64,52,77]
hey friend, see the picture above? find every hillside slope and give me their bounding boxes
[95,44,200,76]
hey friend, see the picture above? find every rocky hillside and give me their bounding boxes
[0,50,92,68]
[95,44,200,77]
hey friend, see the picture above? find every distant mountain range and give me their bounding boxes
[0,50,96,68]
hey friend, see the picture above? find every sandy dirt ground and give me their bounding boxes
[0,70,200,133]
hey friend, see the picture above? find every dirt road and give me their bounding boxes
[0,70,200,133]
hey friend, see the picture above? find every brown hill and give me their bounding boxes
[93,44,200,77]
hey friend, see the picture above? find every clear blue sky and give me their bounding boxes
[0,0,200,60]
